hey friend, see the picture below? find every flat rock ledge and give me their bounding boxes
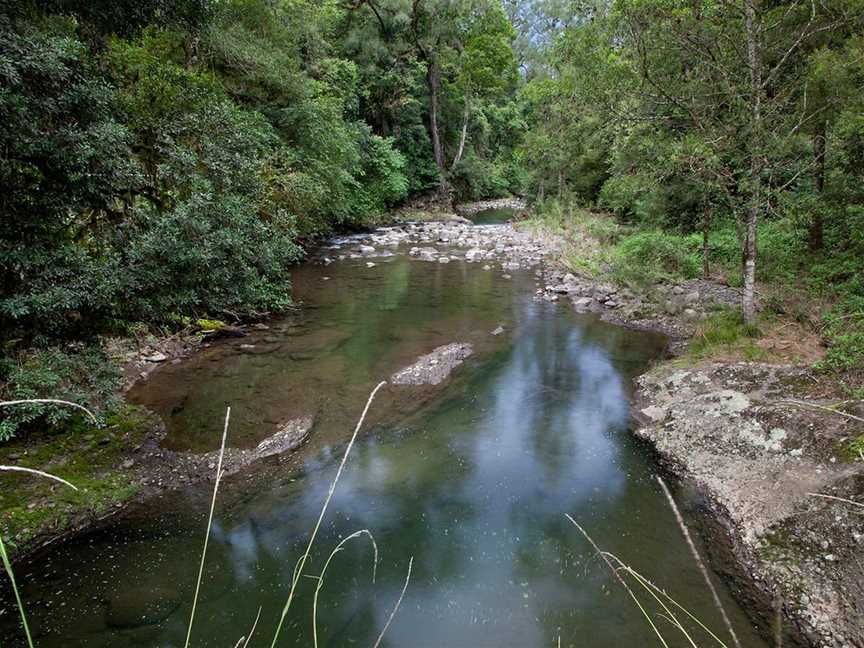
[205,416,314,473]
[391,343,474,386]
[634,362,864,648]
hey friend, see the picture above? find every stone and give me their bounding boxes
[438,256,450,264]
[143,352,168,363]
[684,290,701,305]
[358,245,375,255]
[366,261,376,267]
[573,297,593,309]
[491,325,505,336]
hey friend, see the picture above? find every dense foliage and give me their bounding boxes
[0,0,526,439]
[520,0,864,367]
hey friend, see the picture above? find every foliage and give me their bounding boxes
[0,346,121,441]
[610,231,701,287]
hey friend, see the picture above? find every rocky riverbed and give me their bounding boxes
[634,363,864,648]
[318,219,741,343]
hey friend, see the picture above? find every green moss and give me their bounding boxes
[195,318,228,331]
[0,405,159,554]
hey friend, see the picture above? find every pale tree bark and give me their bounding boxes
[451,95,470,170]
[425,57,452,205]
[702,204,711,279]
[743,0,763,325]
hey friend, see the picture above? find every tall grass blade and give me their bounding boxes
[0,533,34,648]
[270,381,387,647]
[234,606,262,648]
[0,464,78,648]
[656,476,742,648]
[184,406,231,648]
[312,529,378,648]
[0,466,79,491]
[565,514,670,648]
[372,556,413,648]
[0,399,97,424]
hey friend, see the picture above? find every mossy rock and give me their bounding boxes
[195,318,228,331]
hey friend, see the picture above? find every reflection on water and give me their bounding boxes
[0,252,768,647]
[468,207,518,225]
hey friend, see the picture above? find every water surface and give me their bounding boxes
[0,247,768,647]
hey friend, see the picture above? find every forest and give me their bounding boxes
[2,0,863,433]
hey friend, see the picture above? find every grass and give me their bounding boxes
[686,309,764,361]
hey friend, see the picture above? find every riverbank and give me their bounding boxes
[3,207,862,648]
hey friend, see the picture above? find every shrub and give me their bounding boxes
[610,230,701,286]
[0,346,121,442]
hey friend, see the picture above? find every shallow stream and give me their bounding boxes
[0,237,768,647]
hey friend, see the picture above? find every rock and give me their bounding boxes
[684,290,701,305]
[391,343,474,386]
[120,459,135,469]
[438,256,450,264]
[640,406,667,423]
[143,352,168,363]
[358,245,376,255]
[603,300,618,309]
[573,297,593,309]
[366,261,377,267]
[106,587,181,629]
[255,416,314,458]
[491,325,505,336]
[683,308,700,321]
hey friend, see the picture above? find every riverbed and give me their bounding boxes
[0,216,768,647]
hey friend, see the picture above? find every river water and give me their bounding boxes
[0,231,768,647]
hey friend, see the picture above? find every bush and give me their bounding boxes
[0,346,121,442]
[119,192,300,321]
[610,230,701,286]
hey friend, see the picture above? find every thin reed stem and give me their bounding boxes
[270,381,387,648]
[372,556,414,648]
[0,466,79,491]
[234,606,262,648]
[807,492,864,509]
[0,465,78,648]
[565,514,670,648]
[0,399,98,424]
[656,476,742,648]
[312,530,378,648]
[0,533,33,648]
[184,406,231,648]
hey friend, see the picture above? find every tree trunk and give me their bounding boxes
[808,120,826,252]
[451,96,470,170]
[702,204,711,279]
[425,57,450,204]
[742,0,762,325]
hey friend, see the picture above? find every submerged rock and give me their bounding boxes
[391,343,474,386]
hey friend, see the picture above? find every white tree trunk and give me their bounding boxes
[743,0,762,325]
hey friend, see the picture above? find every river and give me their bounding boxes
[0,215,768,647]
